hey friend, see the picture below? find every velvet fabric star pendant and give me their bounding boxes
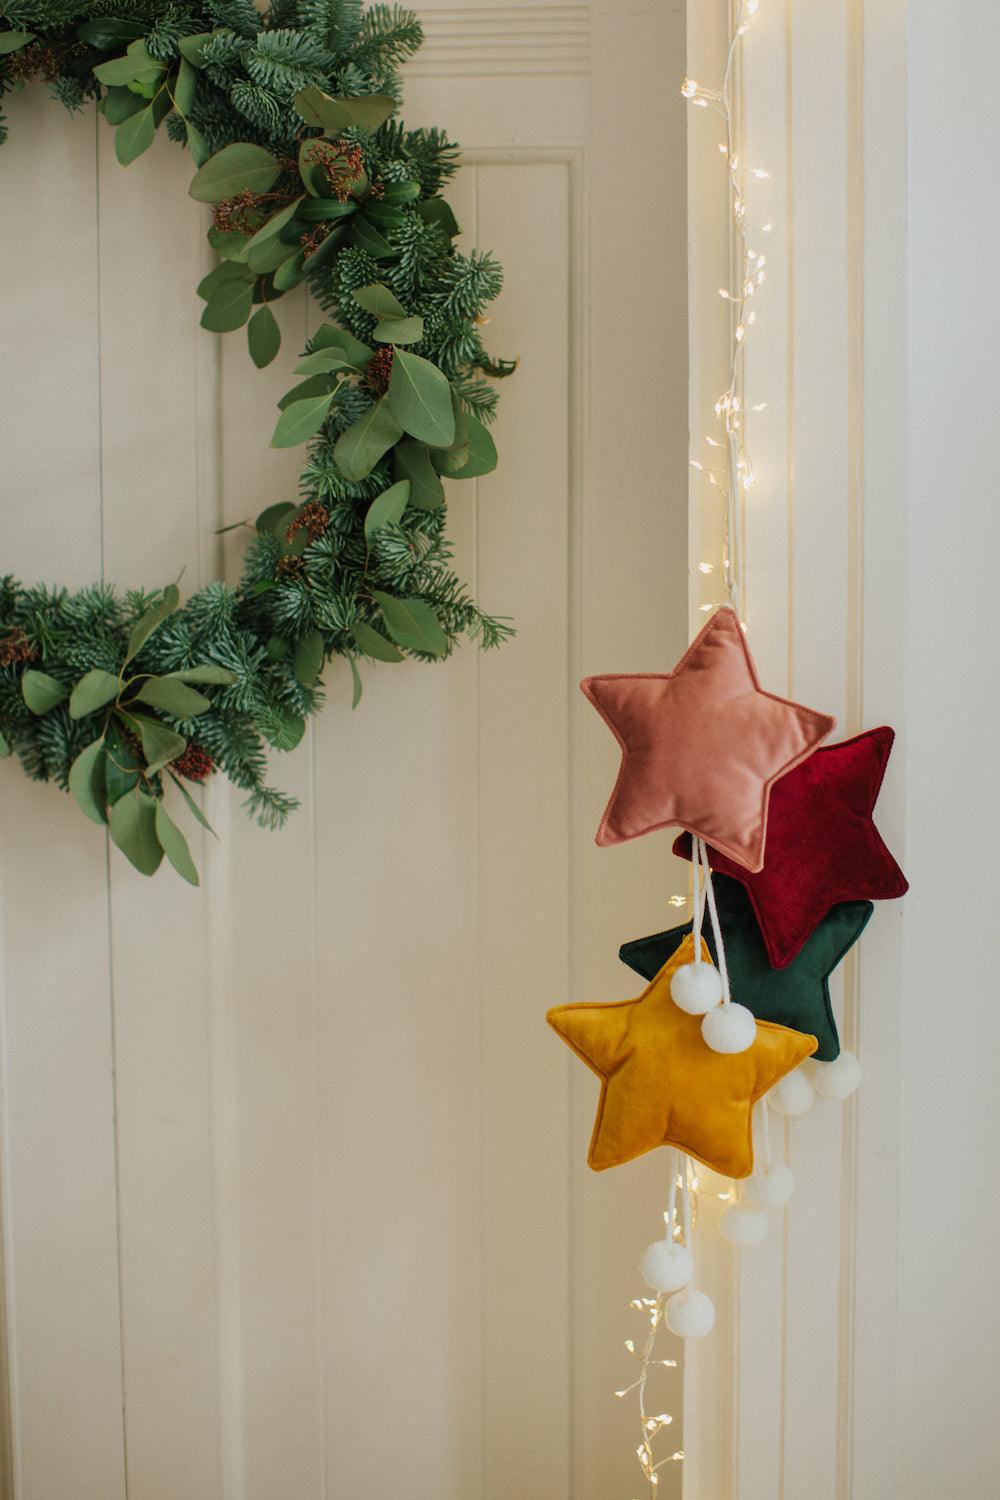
[673,726,908,967]
[547,933,817,1177]
[619,875,873,1062]
[581,607,835,870]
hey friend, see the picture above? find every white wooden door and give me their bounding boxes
[0,4,690,1496]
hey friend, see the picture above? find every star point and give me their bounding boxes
[674,726,907,966]
[582,607,835,870]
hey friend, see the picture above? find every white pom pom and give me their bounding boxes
[665,1288,716,1339]
[670,962,723,1015]
[811,1049,862,1100]
[701,1002,757,1054]
[640,1238,694,1294]
[769,1066,815,1117]
[746,1163,794,1209]
[719,1204,768,1246]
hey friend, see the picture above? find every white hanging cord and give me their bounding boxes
[680,1154,693,1254]
[697,837,732,1005]
[690,836,704,967]
[758,1096,772,1173]
[664,1147,680,1240]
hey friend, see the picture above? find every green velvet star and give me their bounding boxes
[619,875,873,1061]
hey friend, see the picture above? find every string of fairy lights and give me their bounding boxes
[616,2,770,1492]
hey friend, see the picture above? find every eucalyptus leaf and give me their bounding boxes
[247,304,281,367]
[207,226,251,262]
[134,676,212,718]
[103,86,145,124]
[78,17,143,48]
[349,656,363,709]
[373,591,448,657]
[333,396,403,481]
[177,31,214,67]
[272,250,305,291]
[22,670,67,715]
[350,218,394,259]
[293,630,324,686]
[115,105,155,167]
[352,282,407,319]
[155,803,200,885]
[381,180,421,206]
[352,622,403,663]
[247,233,296,273]
[312,324,372,366]
[372,315,423,345]
[69,669,120,720]
[0,29,33,52]
[68,737,107,825]
[246,196,303,251]
[201,279,254,332]
[414,197,461,238]
[196,260,251,301]
[440,411,499,479]
[104,721,141,805]
[110,787,163,876]
[168,771,217,837]
[125,583,180,664]
[93,50,150,86]
[0,730,10,758]
[255,502,298,533]
[167,665,237,685]
[364,479,410,542]
[393,440,444,510]
[295,349,358,377]
[433,397,470,472]
[296,198,357,223]
[276,375,333,410]
[186,122,210,166]
[294,86,395,133]
[173,56,196,115]
[122,711,186,775]
[387,348,455,448]
[189,143,280,204]
[271,389,336,448]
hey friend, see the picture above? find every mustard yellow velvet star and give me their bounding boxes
[547,934,817,1177]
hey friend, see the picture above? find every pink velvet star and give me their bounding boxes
[581,608,836,871]
[673,726,908,967]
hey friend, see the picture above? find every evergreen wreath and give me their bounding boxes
[0,0,513,882]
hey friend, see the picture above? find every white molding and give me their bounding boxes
[406,5,589,76]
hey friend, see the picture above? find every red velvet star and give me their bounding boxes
[674,726,908,967]
[581,608,836,870]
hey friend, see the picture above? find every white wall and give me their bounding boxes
[683,2,1000,1496]
[899,4,1000,1494]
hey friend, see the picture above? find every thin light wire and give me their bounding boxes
[616,6,770,1491]
[684,0,768,622]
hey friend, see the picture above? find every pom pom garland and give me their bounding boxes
[719,1204,768,1246]
[702,1000,757,1054]
[640,1239,694,1294]
[768,1065,816,1117]
[666,1288,716,1340]
[746,1162,794,1209]
[811,1049,863,1100]
[671,960,723,1014]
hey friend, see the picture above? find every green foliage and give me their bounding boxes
[0,0,515,879]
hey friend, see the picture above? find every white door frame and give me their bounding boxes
[683,1,909,1494]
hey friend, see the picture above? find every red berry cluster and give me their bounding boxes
[366,345,395,395]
